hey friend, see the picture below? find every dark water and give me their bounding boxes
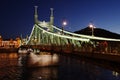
[0,52,120,80]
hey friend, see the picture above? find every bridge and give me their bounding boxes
[22,6,120,55]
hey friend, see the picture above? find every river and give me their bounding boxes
[0,52,120,80]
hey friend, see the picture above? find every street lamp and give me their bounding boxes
[89,23,94,36]
[62,21,67,34]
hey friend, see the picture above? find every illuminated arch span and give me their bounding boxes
[26,24,90,47]
[26,22,120,48]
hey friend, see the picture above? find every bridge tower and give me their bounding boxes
[49,8,54,32]
[34,6,39,24]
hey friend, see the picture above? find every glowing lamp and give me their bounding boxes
[89,24,94,28]
[62,21,67,26]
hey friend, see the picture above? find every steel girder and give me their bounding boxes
[27,24,90,47]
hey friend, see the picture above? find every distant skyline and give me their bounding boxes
[0,0,120,39]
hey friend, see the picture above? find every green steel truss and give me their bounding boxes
[26,24,91,47]
[26,22,120,47]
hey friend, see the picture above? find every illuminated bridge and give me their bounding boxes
[24,6,120,54]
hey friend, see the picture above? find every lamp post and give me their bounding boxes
[89,23,94,36]
[60,20,67,52]
[62,21,67,34]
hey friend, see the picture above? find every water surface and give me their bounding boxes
[0,52,120,80]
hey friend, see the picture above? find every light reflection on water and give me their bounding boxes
[0,52,120,80]
[26,67,58,80]
[0,53,21,80]
[27,52,59,67]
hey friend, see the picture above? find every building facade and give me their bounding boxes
[0,36,21,48]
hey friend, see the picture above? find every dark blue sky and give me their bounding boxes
[0,0,120,39]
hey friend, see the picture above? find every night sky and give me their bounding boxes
[0,0,120,39]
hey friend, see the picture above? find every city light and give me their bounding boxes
[62,20,67,34]
[62,21,67,26]
[89,24,94,28]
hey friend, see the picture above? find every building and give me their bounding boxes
[0,35,21,48]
